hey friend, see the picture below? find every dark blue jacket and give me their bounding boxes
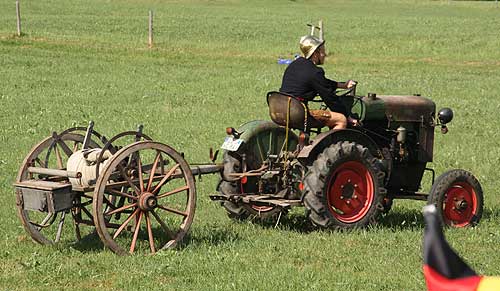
[279,57,347,115]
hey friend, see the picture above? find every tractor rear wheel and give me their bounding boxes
[218,154,282,221]
[218,123,297,221]
[303,141,386,229]
[427,169,483,227]
[217,180,249,220]
[381,197,393,214]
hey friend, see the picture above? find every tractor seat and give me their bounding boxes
[266,91,324,132]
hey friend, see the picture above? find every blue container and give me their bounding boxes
[277,58,293,65]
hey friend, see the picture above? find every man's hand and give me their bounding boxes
[347,116,360,127]
[346,80,357,89]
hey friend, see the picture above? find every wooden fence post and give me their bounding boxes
[148,10,153,48]
[16,0,21,36]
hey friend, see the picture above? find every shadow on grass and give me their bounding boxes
[380,206,499,230]
[69,231,105,253]
[250,208,428,233]
[59,225,242,253]
[65,206,496,253]
[244,212,317,234]
[269,212,317,233]
[378,208,426,230]
[481,207,500,221]
[180,227,242,248]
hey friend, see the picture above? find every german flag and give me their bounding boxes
[423,205,500,291]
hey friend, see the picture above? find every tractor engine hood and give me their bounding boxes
[356,94,436,123]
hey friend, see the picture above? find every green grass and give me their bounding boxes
[1,0,500,290]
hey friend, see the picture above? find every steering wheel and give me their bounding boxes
[314,82,359,110]
[335,82,357,98]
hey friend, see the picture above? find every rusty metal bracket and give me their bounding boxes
[135,124,144,142]
[82,121,94,150]
[425,167,436,185]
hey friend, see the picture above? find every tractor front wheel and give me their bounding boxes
[427,169,483,227]
[303,141,386,229]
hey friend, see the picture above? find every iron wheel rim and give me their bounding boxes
[326,161,374,223]
[443,182,478,227]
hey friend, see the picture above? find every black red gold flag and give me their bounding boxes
[422,205,500,291]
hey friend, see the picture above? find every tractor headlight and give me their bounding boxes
[437,108,453,125]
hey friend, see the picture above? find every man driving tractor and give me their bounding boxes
[279,35,357,130]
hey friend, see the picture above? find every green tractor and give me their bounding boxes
[211,86,483,229]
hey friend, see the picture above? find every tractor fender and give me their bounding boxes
[297,129,382,166]
[222,120,298,181]
[235,120,298,145]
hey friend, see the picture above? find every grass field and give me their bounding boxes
[1,0,500,290]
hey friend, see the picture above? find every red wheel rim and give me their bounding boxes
[240,181,274,213]
[251,205,274,212]
[326,161,374,223]
[443,182,478,227]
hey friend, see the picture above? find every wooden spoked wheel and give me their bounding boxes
[16,133,102,245]
[92,141,196,255]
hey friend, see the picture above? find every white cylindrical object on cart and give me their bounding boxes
[67,149,111,188]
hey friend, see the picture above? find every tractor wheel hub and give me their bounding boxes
[341,183,355,199]
[454,198,468,211]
